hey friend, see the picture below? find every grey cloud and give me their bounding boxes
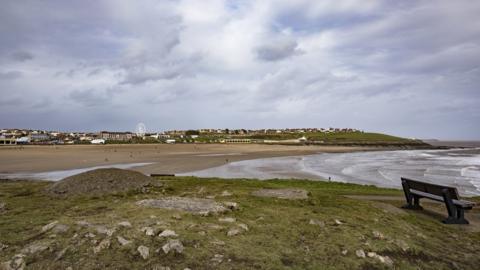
[11,51,34,62]
[0,70,22,80]
[256,38,300,61]
[68,89,109,107]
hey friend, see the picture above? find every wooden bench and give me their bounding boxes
[401,177,476,224]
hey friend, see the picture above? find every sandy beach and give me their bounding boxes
[0,144,372,176]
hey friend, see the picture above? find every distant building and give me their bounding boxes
[99,131,133,141]
[91,139,106,144]
[30,134,50,142]
[166,139,176,144]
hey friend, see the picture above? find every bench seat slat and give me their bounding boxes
[410,189,475,208]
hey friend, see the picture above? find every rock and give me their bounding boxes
[218,217,236,223]
[198,231,206,236]
[162,239,184,254]
[377,255,394,267]
[118,221,132,228]
[396,240,409,252]
[1,254,26,270]
[93,239,111,254]
[137,245,149,260]
[52,224,69,234]
[94,225,116,236]
[227,228,241,237]
[252,188,309,200]
[341,250,348,255]
[334,219,343,226]
[355,249,366,258]
[0,243,8,251]
[309,219,325,227]
[205,223,224,230]
[237,223,249,231]
[141,227,155,236]
[159,230,177,238]
[211,254,224,264]
[117,236,132,246]
[206,195,216,199]
[66,267,73,270]
[372,231,385,240]
[221,191,232,197]
[22,240,52,254]
[171,214,182,220]
[41,221,59,233]
[367,252,377,258]
[55,247,69,261]
[137,197,228,215]
[85,232,96,238]
[151,266,171,270]
[76,220,91,227]
[210,239,225,246]
[223,202,239,210]
[0,202,6,213]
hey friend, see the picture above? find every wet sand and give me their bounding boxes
[0,144,372,176]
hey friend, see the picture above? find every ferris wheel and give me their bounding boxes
[135,122,147,137]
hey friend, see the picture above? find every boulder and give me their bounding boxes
[41,221,59,233]
[355,249,366,258]
[162,239,184,254]
[158,230,177,238]
[117,236,132,246]
[251,188,308,200]
[137,245,149,260]
[93,239,111,254]
[137,197,228,215]
[118,221,132,228]
[218,217,236,223]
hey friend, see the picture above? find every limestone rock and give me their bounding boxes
[94,225,116,236]
[223,202,239,210]
[341,249,348,255]
[218,217,236,223]
[93,239,111,254]
[0,243,8,251]
[334,219,343,226]
[76,220,91,227]
[22,240,52,255]
[221,191,232,197]
[162,239,184,254]
[367,252,377,258]
[137,197,228,215]
[55,247,69,261]
[118,221,132,228]
[372,231,385,240]
[227,228,241,237]
[211,254,224,264]
[0,202,6,213]
[41,221,59,233]
[309,219,325,227]
[141,227,155,236]
[117,236,132,246]
[210,239,225,246]
[355,249,366,258]
[159,230,177,238]
[1,254,26,270]
[237,223,249,231]
[137,245,149,260]
[52,224,69,234]
[252,188,309,200]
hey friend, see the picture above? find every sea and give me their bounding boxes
[180,147,480,197]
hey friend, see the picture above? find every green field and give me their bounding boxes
[1,177,478,269]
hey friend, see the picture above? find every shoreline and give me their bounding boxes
[0,144,379,176]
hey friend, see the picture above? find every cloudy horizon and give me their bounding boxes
[1,1,479,140]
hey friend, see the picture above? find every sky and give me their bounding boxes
[0,0,479,140]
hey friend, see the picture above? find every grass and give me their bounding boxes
[0,177,479,269]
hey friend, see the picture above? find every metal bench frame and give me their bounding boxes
[401,177,475,224]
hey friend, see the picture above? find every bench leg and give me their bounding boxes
[441,189,469,224]
[401,180,423,209]
[443,207,469,224]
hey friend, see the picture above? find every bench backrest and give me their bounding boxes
[401,177,459,200]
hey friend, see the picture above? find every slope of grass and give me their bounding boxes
[0,177,478,269]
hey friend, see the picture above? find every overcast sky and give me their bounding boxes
[1,1,479,139]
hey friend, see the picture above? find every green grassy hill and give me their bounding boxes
[1,177,478,269]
